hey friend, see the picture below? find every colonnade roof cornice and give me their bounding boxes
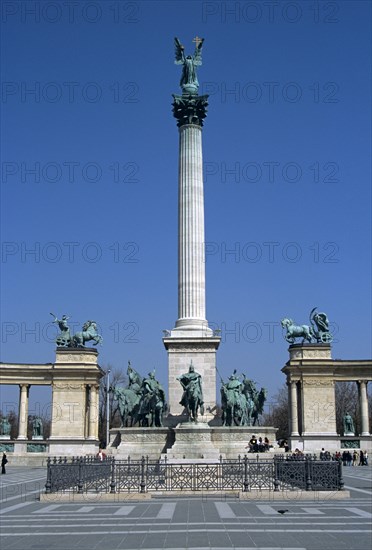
[282,365,372,383]
[0,361,103,385]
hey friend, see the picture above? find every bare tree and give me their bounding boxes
[262,385,289,441]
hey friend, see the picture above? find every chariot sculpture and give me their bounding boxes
[51,313,103,347]
[281,307,333,344]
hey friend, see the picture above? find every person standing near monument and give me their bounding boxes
[1,452,7,474]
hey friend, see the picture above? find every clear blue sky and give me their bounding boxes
[1,0,371,413]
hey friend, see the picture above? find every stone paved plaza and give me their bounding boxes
[0,466,371,550]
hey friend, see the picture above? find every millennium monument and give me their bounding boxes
[163,37,221,421]
[1,40,371,464]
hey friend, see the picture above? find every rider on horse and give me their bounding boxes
[224,371,244,407]
[127,361,142,393]
[139,370,166,426]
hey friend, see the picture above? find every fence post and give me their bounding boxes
[243,455,249,492]
[110,457,116,494]
[140,456,146,493]
[77,457,83,494]
[273,457,279,492]
[45,457,52,494]
[338,459,344,491]
[305,455,312,491]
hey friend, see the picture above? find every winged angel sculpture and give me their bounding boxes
[174,37,204,95]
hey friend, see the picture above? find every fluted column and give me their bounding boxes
[359,380,370,435]
[176,124,206,328]
[290,380,299,436]
[17,384,29,439]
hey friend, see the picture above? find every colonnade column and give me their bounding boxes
[88,384,99,440]
[17,384,29,440]
[359,380,370,436]
[290,380,299,436]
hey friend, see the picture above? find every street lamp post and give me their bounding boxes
[106,369,111,448]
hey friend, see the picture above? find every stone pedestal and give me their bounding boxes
[48,348,102,455]
[163,337,220,422]
[211,427,278,458]
[109,425,280,460]
[167,423,220,459]
[110,428,171,460]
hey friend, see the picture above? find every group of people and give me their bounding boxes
[246,435,270,453]
[340,450,368,466]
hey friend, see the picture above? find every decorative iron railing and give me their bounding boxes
[45,454,344,494]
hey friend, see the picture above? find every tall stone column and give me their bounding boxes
[290,380,299,436]
[17,384,29,440]
[176,123,209,331]
[163,82,220,421]
[359,380,370,436]
[88,384,99,440]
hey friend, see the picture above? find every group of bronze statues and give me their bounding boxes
[110,361,267,427]
[111,363,167,428]
[220,371,267,427]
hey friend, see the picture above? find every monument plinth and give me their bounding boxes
[163,38,220,422]
[48,347,102,455]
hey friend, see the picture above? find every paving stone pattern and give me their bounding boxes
[0,466,371,550]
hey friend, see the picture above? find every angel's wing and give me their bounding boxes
[193,38,204,66]
[174,37,184,65]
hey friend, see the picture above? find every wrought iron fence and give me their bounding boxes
[45,456,112,494]
[45,454,344,494]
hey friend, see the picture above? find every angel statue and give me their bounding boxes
[174,37,204,95]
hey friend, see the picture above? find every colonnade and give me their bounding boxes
[288,379,370,437]
[13,382,100,440]
[282,345,372,452]
[1,348,103,455]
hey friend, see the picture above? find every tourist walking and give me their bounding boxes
[1,452,7,474]
[352,450,359,466]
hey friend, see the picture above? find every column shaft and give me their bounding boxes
[359,381,370,435]
[290,380,299,436]
[17,384,29,440]
[176,124,206,328]
[88,385,98,439]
